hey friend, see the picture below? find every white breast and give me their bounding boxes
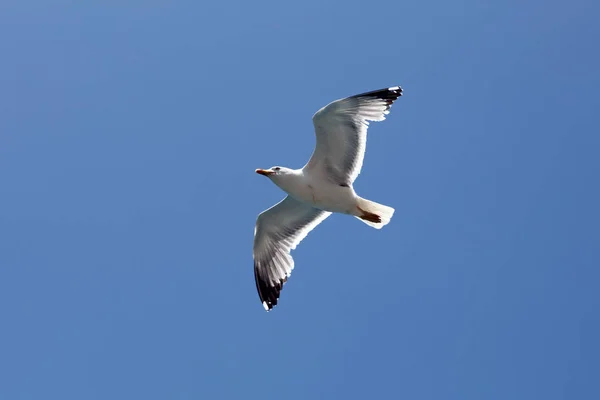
[272,170,358,214]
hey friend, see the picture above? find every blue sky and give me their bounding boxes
[1,1,599,399]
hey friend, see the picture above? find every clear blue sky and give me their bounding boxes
[1,1,598,399]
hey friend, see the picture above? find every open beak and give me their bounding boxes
[255,168,273,176]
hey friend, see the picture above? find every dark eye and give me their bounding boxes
[274,167,281,171]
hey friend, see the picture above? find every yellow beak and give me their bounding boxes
[255,169,274,176]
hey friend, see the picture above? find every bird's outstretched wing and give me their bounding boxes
[253,196,331,311]
[305,86,403,186]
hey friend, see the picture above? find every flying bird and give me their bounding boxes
[253,86,403,311]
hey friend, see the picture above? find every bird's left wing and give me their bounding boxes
[253,196,331,311]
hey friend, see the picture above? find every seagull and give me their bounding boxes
[253,86,403,311]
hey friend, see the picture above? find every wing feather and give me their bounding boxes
[305,86,403,185]
[253,196,331,311]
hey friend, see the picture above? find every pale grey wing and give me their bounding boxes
[305,86,403,186]
[253,196,331,311]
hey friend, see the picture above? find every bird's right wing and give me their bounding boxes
[253,196,331,311]
[304,86,403,186]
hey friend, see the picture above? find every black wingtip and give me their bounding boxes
[351,85,403,102]
[348,86,403,115]
[254,263,287,311]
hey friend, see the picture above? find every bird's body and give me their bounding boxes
[253,86,403,311]
[269,168,357,215]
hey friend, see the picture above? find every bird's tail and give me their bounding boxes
[355,197,395,229]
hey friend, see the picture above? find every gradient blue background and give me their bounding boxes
[1,1,598,399]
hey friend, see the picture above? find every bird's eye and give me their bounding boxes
[273,167,281,171]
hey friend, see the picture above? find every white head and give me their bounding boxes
[255,166,293,179]
[256,165,304,203]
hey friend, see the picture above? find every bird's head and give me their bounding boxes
[255,166,291,179]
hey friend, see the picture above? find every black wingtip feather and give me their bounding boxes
[350,85,403,108]
[254,263,287,311]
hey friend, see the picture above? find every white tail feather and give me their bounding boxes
[355,197,395,229]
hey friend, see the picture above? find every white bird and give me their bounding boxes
[253,86,403,311]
